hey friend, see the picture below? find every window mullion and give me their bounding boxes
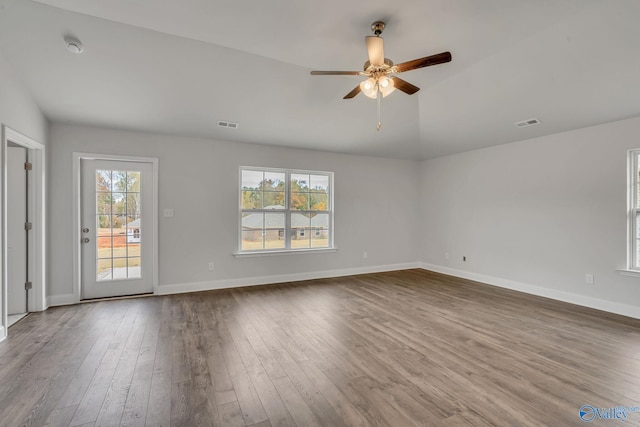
[285,171,291,250]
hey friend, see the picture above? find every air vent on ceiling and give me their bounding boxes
[217,120,239,130]
[514,118,541,128]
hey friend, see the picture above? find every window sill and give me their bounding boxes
[234,247,338,258]
[617,269,640,278]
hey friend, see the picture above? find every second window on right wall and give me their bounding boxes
[628,149,640,270]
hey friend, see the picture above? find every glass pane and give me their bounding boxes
[263,191,285,209]
[311,213,329,248]
[290,192,309,210]
[97,259,112,281]
[264,172,285,191]
[291,174,309,192]
[112,192,126,214]
[96,170,112,192]
[126,171,141,192]
[112,171,127,191]
[242,169,263,190]
[97,215,112,236]
[242,212,264,250]
[291,213,311,249]
[127,193,141,216]
[636,213,640,239]
[97,237,113,255]
[310,193,328,211]
[95,169,143,281]
[310,175,329,193]
[242,190,262,209]
[97,193,112,214]
[264,213,285,249]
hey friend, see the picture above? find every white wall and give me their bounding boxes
[48,124,421,300]
[0,54,48,143]
[420,115,640,318]
[0,53,48,339]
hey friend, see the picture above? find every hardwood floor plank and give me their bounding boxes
[1,269,639,426]
[69,302,142,426]
[212,295,270,426]
[145,298,173,427]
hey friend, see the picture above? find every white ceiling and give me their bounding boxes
[1,0,639,159]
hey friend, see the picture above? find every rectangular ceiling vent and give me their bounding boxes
[217,120,239,130]
[514,118,541,128]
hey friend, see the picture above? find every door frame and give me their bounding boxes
[72,152,159,302]
[1,125,46,342]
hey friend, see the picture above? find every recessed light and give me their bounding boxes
[64,36,84,54]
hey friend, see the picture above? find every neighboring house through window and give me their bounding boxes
[240,167,333,252]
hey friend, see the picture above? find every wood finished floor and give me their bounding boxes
[1,269,640,426]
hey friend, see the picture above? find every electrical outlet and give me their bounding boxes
[164,208,174,217]
[208,262,215,271]
[362,252,368,259]
[463,256,466,262]
[585,273,594,285]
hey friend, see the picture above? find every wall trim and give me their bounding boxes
[47,293,77,307]
[421,263,640,320]
[157,262,421,296]
[0,325,5,343]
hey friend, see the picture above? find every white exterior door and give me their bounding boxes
[81,159,155,299]
[7,146,27,315]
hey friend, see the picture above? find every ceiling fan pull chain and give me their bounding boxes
[376,83,382,131]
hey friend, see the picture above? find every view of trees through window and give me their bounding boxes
[240,168,332,251]
[95,170,142,280]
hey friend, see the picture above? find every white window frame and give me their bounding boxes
[627,150,640,270]
[238,166,334,254]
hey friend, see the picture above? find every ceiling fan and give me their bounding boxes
[311,21,452,130]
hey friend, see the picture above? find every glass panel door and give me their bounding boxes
[81,159,154,299]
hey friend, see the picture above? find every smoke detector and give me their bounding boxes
[64,36,84,54]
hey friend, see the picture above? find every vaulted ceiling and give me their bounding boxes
[1,0,639,159]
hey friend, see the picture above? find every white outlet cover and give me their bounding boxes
[164,208,174,217]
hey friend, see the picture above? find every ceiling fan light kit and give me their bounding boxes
[311,21,452,130]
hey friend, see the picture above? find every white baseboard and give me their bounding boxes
[158,262,421,296]
[47,293,78,307]
[0,325,5,343]
[421,263,640,320]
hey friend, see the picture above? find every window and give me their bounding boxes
[628,150,640,269]
[240,167,333,252]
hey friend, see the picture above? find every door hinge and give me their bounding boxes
[25,282,32,290]
[24,162,32,171]
[25,222,32,231]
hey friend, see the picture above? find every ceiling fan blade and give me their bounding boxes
[395,51,452,73]
[366,36,384,66]
[390,77,420,95]
[343,85,362,99]
[311,70,362,75]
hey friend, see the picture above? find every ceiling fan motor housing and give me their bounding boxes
[371,21,385,36]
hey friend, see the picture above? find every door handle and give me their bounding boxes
[82,227,90,233]
[82,237,90,243]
